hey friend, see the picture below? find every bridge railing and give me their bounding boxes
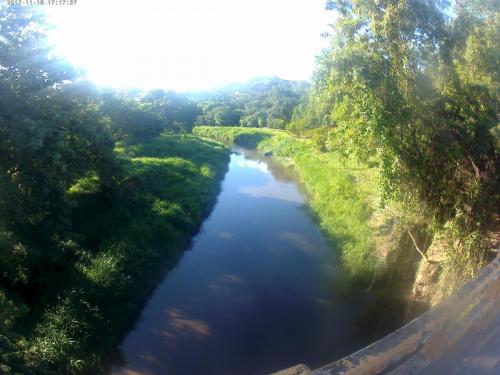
[274,252,500,375]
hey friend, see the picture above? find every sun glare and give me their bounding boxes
[44,0,331,92]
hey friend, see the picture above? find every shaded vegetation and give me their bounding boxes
[1,133,228,375]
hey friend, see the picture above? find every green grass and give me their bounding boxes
[194,126,381,281]
[0,133,229,374]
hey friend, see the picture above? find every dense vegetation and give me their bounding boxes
[0,0,498,373]
[100,88,200,140]
[0,6,228,374]
[291,0,499,290]
[191,77,309,128]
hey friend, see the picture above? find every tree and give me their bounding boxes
[100,90,164,141]
[307,0,498,229]
[143,90,200,132]
[0,6,118,289]
[194,77,308,128]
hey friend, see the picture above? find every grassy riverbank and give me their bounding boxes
[1,133,229,374]
[194,126,382,282]
[194,125,498,330]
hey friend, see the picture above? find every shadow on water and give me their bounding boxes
[100,200,231,374]
[100,233,202,372]
[107,146,404,375]
[233,132,272,149]
[241,146,418,344]
[91,137,232,374]
[234,146,420,357]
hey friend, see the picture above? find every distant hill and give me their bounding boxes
[188,77,310,128]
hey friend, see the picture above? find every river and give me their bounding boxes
[112,147,373,375]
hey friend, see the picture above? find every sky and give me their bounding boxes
[45,0,333,92]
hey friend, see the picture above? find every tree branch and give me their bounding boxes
[407,229,428,261]
[468,155,481,179]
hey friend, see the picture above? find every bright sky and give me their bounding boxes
[45,0,332,92]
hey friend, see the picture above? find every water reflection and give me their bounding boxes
[161,308,211,341]
[207,273,245,299]
[232,146,298,184]
[278,232,322,255]
[111,148,371,375]
[239,181,303,203]
[234,158,270,174]
[234,148,303,203]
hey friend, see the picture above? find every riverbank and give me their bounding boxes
[112,148,379,375]
[194,126,498,326]
[0,133,229,374]
[196,126,434,330]
[193,126,382,284]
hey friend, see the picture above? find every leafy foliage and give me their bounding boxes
[142,89,200,133]
[0,6,119,293]
[298,0,498,249]
[285,0,500,300]
[193,77,309,128]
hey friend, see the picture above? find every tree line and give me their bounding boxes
[192,77,309,128]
